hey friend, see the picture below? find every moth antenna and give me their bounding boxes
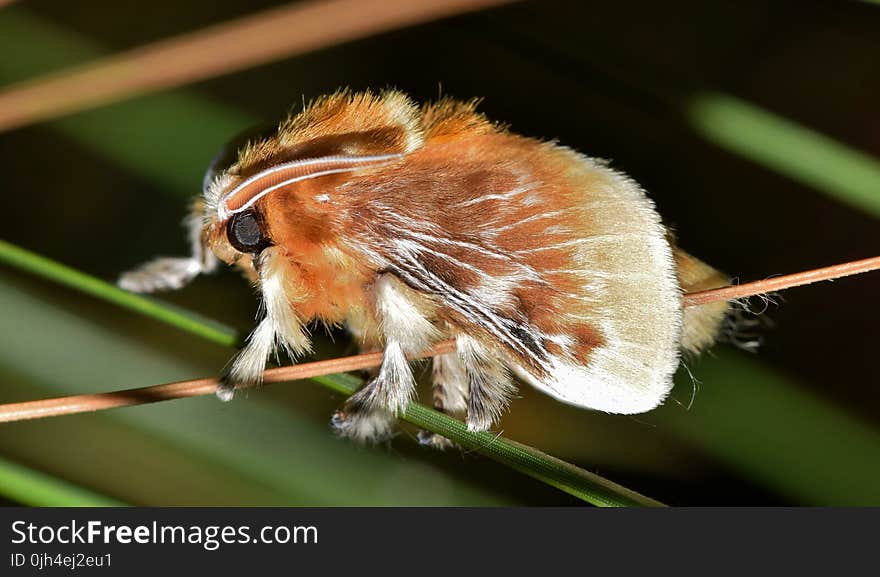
[218,154,403,220]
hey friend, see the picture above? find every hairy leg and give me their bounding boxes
[332,274,437,443]
[456,335,516,432]
[217,248,310,400]
[331,339,412,443]
[417,351,469,449]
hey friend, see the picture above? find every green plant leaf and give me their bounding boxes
[0,240,236,347]
[688,92,880,219]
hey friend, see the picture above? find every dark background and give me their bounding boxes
[0,0,877,506]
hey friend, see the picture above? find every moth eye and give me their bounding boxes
[226,209,271,255]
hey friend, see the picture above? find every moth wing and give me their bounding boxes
[387,246,678,415]
[360,135,683,416]
[510,352,676,416]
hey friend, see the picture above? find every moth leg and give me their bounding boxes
[332,307,398,442]
[218,248,310,401]
[118,200,217,293]
[344,308,383,383]
[331,339,412,443]
[217,316,277,401]
[417,352,469,449]
[332,274,436,444]
[456,335,516,432]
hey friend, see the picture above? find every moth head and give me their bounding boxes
[200,90,424,267]
[200,123,278,270]
[120,90,429,294]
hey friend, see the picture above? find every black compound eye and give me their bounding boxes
[227,209,271,254]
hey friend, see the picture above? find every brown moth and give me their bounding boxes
[120,90,730,445]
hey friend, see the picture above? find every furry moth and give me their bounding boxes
[120,90,731,446]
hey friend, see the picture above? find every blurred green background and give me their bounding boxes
[0,0,878,506]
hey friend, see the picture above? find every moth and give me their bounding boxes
[120,90,731,446]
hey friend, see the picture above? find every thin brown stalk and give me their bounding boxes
[0,0,514,132]
[683,255,880,307]
[0,341,454,423]
[0,256,876,424]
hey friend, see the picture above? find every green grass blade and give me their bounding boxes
[0,455,126,507]
[0,240,237,348]
[688,92,880,218]
[0,240,658,507]
[404,402,662,506]
[313,374,662,506]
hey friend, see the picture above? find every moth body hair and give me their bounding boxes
[415,351,470,448]
[717,296,772,353]
[204,172,235,219]
[218,317,274,401]
[674,247,733,355]
[346,340,414,415]
[372,273,439,356]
